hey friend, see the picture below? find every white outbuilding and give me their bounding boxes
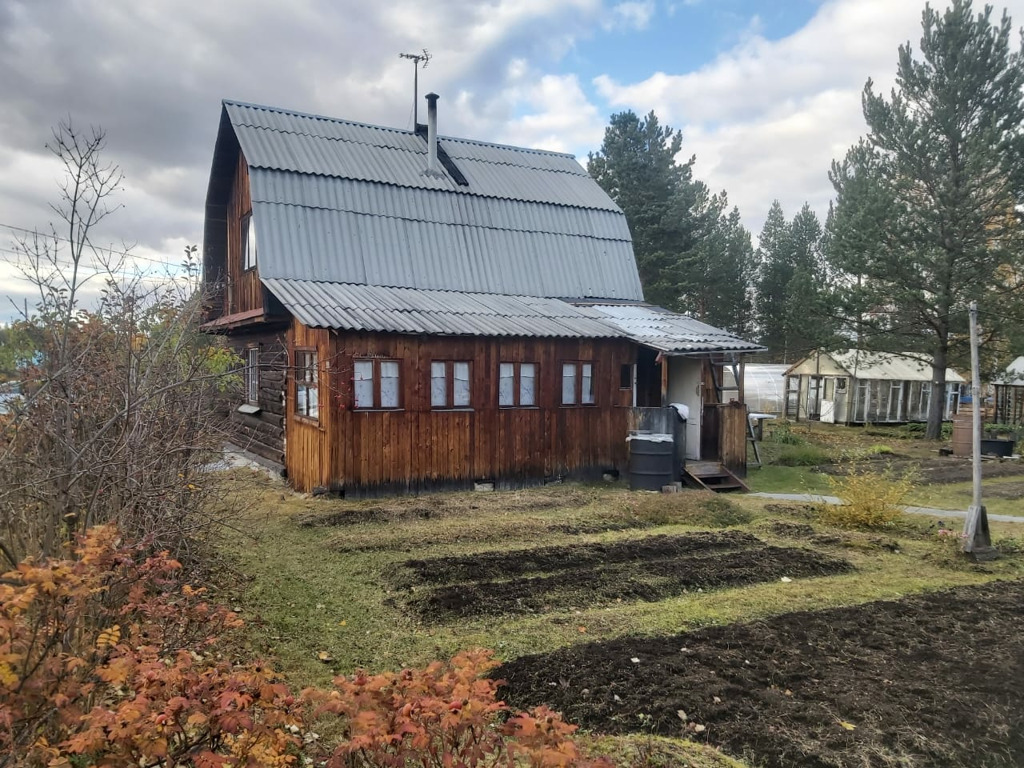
[782,350,964,425]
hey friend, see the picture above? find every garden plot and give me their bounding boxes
[498,580,1024,768]
[390,532,853,621]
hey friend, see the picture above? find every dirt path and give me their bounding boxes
[498,580,1024,768]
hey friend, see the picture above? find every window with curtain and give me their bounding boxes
[295,349,318,419]
[353,359,402,410]
[431,361,447,408]
[561,361,596,406]
[380,361,400,408]
[561,363,577,405]
[519,363,536,406]
[431,361,472,409]
[499,362,537,407]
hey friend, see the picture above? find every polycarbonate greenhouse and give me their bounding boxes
[738,364,789,415]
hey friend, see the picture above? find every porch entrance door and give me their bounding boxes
[785,376,800,419]
[807,376,823,420]
[666,356,703,461]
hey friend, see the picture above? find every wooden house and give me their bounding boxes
[201,97,762,494]
[993,356,1024,425]
[783,349,964,425]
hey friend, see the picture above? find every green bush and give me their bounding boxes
[765,421,804,445]
[774,444,832,466]
[818,464,915,529]
[867,444,894,455]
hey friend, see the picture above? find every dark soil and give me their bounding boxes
[397,531,762,585]
[820,456,1024,485]
[763,502,816,518]
[766,521,816,538]
[498,580,1024,768]
[393,533,852,621]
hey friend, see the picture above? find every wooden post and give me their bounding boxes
[660,354,669,406]
[962,301,997,561]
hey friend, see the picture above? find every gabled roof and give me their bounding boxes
[996,355,1024,385]
[213,100,642,301]
[786,350,966,382]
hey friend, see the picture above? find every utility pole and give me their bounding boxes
[399,49,431,127]
[962,301,997,561]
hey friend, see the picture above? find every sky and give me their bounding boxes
[2,0,1023,322]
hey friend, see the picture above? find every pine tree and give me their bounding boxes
[754,201,793,359]
[828,0,1024,438]
[588,111,709,311]
[702,206,756,337]
[784,203,832,359]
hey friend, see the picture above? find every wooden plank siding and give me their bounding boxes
[718,402,748,477]
[225,152,263,316]
[285,323,333,490]
[284,320,636,493]
[223,330,288,465]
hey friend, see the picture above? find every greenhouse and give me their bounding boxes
[735,364,789,415]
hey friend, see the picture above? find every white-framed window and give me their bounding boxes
[431,361,471,409]
[295,349,318,420]
[241,212,257,271]
[245,346,260,405]
[353,359,402,410]
[499,362,537,407]
[561,361,595,406]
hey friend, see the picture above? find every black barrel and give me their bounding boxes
[628,433,675,491]
[981,438,1015,457]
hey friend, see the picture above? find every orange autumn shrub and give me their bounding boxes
[1,527,608,767]
[304,650,612,768]
[0,526,302,767]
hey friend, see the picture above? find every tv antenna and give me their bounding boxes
[399,49,431,127]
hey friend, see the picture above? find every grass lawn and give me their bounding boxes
[211,421,1024,767]
[216,474,1022,683]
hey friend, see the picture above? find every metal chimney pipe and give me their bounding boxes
[425,92,439,176]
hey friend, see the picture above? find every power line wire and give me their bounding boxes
[0,221,188,267]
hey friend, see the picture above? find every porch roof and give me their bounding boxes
[262,279,621,338]
[261,278,765,354]
[582,303,765,354]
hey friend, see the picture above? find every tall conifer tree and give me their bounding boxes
[588,111,709,311]
[828,0,1024,437]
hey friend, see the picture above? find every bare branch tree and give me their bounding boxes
[0,121,241,565]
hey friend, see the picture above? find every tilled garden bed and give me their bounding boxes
[498,580,1024,768]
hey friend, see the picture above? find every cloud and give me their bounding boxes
[0,0,610,313]
[497,73,605,153]
[591,0,978,231]
[604,1,656,31]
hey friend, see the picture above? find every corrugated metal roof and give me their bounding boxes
[225,101,619,211]
[264,278,764,352]
[222,100,642,301]
[812,350,966,382]
[248,170,639,298]
[263,279,625,338]
[996,355,1024,385]
[584,304,766,354]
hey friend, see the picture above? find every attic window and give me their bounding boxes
[241,212,257,270]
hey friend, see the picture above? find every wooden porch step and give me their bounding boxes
[683,461,749,493]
